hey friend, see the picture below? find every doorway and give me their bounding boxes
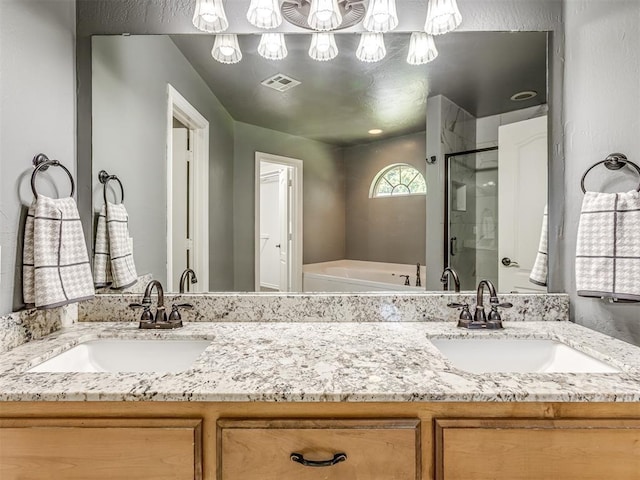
[254,152,303,292]
[166,85,209,292]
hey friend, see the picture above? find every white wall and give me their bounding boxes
[0,0,77,314]
[563,0,640,345]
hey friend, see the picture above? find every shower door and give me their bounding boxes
[445,148,499,291]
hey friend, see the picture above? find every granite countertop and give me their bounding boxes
[0,321,639,402]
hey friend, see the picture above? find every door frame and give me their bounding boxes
[254,152,303,292]
[166,84,209,291]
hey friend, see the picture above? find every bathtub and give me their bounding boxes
[303,260,426,292]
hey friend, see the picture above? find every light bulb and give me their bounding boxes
[192,0,229,33]
[356,33,386,63]
[246,0,282,29]
[307,0,342,31]
[211,34,242,64]
[309,32,338,61]
[424,0,462,35]
[363,0,398,33]
[407,32,438,65]
[258,33,288,60]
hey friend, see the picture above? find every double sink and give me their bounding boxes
[26,335,621,375]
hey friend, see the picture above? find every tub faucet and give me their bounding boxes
[415,263,422,287]
[129,280,190,329]
[179,268,198,294]
[440,267,461,292]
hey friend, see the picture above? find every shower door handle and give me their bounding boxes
[501,257,520,268]
[450,237,457,257]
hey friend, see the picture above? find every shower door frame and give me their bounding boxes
[443,146,498,290]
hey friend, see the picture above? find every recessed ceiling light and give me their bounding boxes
[510,90,537,101]
[368,129,383,135]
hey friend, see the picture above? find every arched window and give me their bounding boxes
[370,163,427,198]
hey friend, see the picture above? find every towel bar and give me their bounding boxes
[580,153,640,193]
[31,153,75,198]
[98,170,125,204]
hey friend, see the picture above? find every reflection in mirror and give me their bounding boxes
[91,31,548,294]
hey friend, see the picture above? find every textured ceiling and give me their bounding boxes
[170,31,547,146]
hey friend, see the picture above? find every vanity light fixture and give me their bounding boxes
[247,0,283,29]
[363,0,398,33]
[309,32,339,61]
[192,0,229,33]
[258,33,288,60]
[307,0,343,31]
[424,0,462,35]
[407,32,438,65]
[356,33,386,63]
[211,34,242,64]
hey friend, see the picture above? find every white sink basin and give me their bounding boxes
[27,339,211,373]
[430,338,621,374]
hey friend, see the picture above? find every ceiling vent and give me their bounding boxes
[261,73,301,92]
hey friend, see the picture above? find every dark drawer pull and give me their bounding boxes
[290,452,347,467]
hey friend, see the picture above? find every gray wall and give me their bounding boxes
[344,132,426,265]
[92,35,235,291]
[233,122,345,291]
[562,0,640,346]
[0,0,77,314]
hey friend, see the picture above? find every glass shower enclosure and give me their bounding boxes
[444,147,499,291]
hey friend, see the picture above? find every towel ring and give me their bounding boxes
[580,153,640,194]
[98,170,125,204]
[30,154,75,198]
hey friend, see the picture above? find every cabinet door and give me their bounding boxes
[218,418,420,480]
[435,418,640,480]
[0,418,202,480]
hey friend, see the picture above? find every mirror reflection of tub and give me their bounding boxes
[303,260,426,292]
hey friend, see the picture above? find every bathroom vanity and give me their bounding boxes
[1,311,639,480]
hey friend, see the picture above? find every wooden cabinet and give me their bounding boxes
[217,418,420,480]
[0,418,202,480]
[435,418,640,480]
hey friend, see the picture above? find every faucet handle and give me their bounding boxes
[495,302,513,309]
[129,303,152,322]
[448,303,473,327]
[399,275,410,286]
[168,303,193,323]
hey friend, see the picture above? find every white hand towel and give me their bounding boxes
[23,195,95,309]
[93,205,112,287]
[93,202,138,289]
[106,202,138,289]
[529,205,548,287]
[576,190,640,301]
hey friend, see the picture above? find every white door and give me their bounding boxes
[259,173,281,290]
[171,127,190,291]
[498,115,547,293]
[278,168,292,292]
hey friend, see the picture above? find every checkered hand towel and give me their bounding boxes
[576,190,640,301]
[93,202,137,289]
[23,195,95,309]
[529,205,548,286]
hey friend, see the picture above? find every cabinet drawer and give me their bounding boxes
[218,418,420,480]
[0,418,202,480]
[435,418,640,480]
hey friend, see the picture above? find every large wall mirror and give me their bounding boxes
[89,29,548,294]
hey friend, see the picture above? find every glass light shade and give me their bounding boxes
[407,32,438,65]
[309,33,338,61]
[424,0,462,35]
[211,35,242,64]
[258,33,288,60]
[307,0,342,31]
[192,0,229,33]
[363,0,398,33]
[356,33,386,63]
[247,0,282,29]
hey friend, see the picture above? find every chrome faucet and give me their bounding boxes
[129,280,192,329]
[179,268,198,294]
[448,279,512,329]
[440,267,461,292]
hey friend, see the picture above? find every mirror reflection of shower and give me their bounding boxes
[445,147,499,291]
